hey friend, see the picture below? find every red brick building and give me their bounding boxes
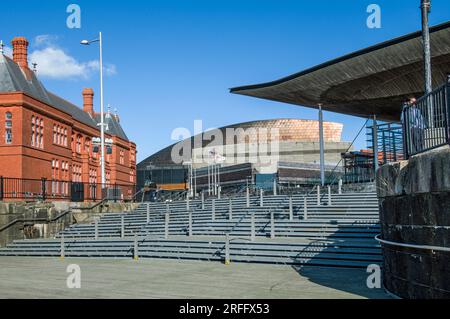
[0,37,136,200]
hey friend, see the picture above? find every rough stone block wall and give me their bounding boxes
[377,145,450,299]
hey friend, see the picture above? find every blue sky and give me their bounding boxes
[2,0,450,161]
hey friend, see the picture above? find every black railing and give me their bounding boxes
[402,76,450,158]
[0,176,136,202]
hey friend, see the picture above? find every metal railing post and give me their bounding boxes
[146,203,150,223]
[218,186,221,199]
[186,195,190,211]
[165,212,169,239]
[260,189,264,207]
[246,187,250,208]
[133,235,139,260]
[317,185,320,206]
[188,211,193,237]
[303,197,308,220]
[250,212,255,241]
[114,183,118,203]
[228,198,233,220]
[224,234,230,265]
[270,211,275,239]
[121,215,125,238]
[94,219,99,240]
[328,185,332,206]
[289,197,293,221]
[273,179,277,196]
[60,234,65,259]
[211,198,215,221]
[201,192,205,210]
[338,179,342,195]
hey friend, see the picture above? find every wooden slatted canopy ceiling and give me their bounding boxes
[230,21,450,122]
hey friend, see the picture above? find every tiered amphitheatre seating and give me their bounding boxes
[0,190,382,268]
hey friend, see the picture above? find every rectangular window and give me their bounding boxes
[5,129,12,144]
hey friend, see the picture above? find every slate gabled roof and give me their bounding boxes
[0,53,129,141]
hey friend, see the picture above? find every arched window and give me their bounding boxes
[5,112,12,144]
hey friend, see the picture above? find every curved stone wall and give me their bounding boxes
[377,146,450,299]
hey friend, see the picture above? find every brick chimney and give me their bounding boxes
[11,37,29,69]
[82,88,94,116]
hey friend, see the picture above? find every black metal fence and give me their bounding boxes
[0,176,137,202]
[402,76,450,158]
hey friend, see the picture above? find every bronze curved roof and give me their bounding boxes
[137,118,344,168]
[230,21,450,122]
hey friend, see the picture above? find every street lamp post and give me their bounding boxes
[81,32,105,186]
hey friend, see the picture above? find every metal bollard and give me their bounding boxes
[188,211,193,237]
[260,189,264,207]
[270,211,275,239]
[328,185,332,206]
[218,186,221,199]
[94,219,99,240]
[250,212,255,242]
[338,179,342,195]
[133,235,139,260]
[121,215,125,238]
[146,203,150,223]
[289,197,293,221]
[224,234,230,265]
[246,187,250,208]
[303,197,308,220]
[229,198,233,220]
[273,179,277,196]
[317,186,321,206]
[165,212,169,239]
[60,234,65,259]
[212,199,216,221]
[201,192,205,210]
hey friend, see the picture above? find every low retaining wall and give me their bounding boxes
[377,145,450,299]
[0,201,139,247]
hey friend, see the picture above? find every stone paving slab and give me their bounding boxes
[0,257,391,299]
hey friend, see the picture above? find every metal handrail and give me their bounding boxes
[375,234,450,252]
[0,209,72,233]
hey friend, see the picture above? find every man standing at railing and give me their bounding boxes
[402,98,426,154]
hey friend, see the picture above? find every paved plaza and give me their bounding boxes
[0,257,390,299]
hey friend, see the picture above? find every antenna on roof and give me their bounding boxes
[106,104,111,118]
[0,40,4,54]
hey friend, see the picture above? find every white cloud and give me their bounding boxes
[33,34,59,47]
[27,35,117,80]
